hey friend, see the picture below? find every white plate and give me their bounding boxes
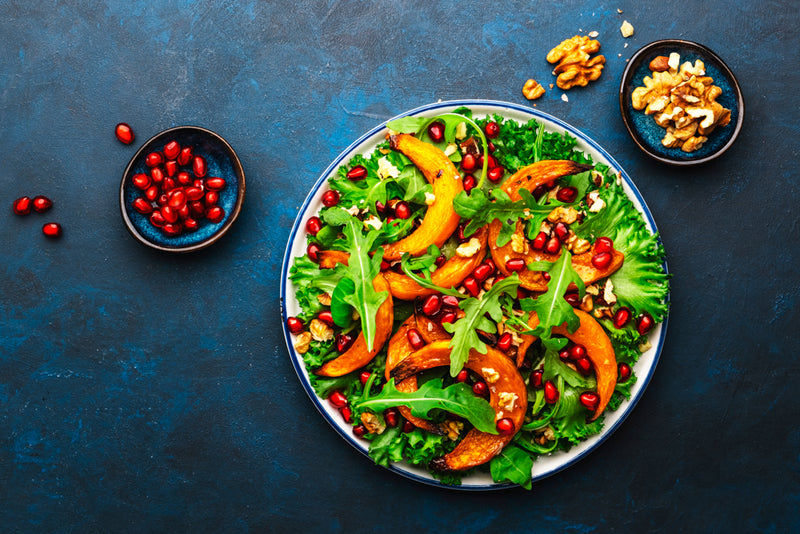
[280,100,669,490]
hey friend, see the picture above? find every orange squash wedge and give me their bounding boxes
[500,160,594,201]
[382,134,463,261]
[552,309,617,421]
[515,312,540,368]
[390,340,528,472]
[315,274,394,377]
[317,249,350,269]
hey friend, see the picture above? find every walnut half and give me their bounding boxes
[546,35,605,90]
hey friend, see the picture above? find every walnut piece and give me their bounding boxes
[522,78,545,100]
[546,35,605,90]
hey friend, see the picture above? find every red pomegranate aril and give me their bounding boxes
[434,253,447,267]
[402,420,415,433]
[317,310,335,326]
[488,141,496,152]
[456,369,470,383]
[384,408,399,428]
[472,381,488,396]
[532,231,547,250]
[286,316,304,334]
[168,190,187,209]
[559,349,571,361]
[473,262,494,282]
[394,201,411,219]
[177,171,192,186]
[178,204,190,220]
[185,187,204,201]
[532,184,549,200]
[145,151,164,167]
[462,276,480,297]
[479,153,498,169]
[132,197,153,214]
[12,196,32,215]
[336,333,355,353]
[329,391,348,408]
[161,177,176,193]
[157,194,168,207]
[192,179,204,190]
[569,343,587,360]
[542,272,551,281]
[554,222,570,241]
[307,242,321,262]
[496,332,513,352]
[42,222,62,238]
[406,328,426,351]
[192,155,207,178]
[162,223,182,236]
[177,146,193,166]
[359,371,372,386]
[427,121,445,142]
[205,177,226,191]
[422,294,442,316]
[485,121,500,138]
[163,140,180,160]
[306,216,322,236]
[591,251,612,269]
[439,310,457,324]
[164,160,178,177]
[456,223,468,242]
[151,167,164,184]
[496,417,515,436]
[613,307,632,329]
[575,357,593,375]
[618,363,632,382]
[556,186,578,203]
[30,195,52,213]
[353,424,368,438]
[463,173,476,193]
[321,190,340,207]
[506,258,526,272]
[206,206,225,223]
[161,205,179,223]
[183,218,198,231]
[595,236,614,254]
[564,291,580,307]
[114,122,134,144]
[189,201,205,218]
[579,392,600,411]
[544,380,559,403]
[487,166,505,183]
[545,236,561,254]
[132,173,150,190]
[149,211,166,227]
[340,406,353,424]
[637,312,654,335]
[530,369,543,388]
[205,190,220,206]
[461,153,477,172]
[346,165,367,181]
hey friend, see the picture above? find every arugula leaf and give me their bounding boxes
[288,255,346,320]
[443,275,519,376]
[330,278,355,328]
[354,378,497,434]
[399,248,465,299]
[490,445,533,489]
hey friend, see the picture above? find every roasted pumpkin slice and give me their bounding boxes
[515,312,540,368]
[317,249,350,269]
[382,134,463,261]
[315,274,394,377]
[500,159,594,201]
[552,309,617,421]
[384,225,489,300]
[390,340,528,472]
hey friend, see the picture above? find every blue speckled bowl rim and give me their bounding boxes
[119,125,246,253]
[280,100,670,491]
[619,39,745,166]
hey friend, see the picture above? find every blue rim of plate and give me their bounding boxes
[280,99,670,490]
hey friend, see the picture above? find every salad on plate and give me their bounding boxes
[282,102,669,489]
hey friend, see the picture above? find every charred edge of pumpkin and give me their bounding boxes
[501,160,595,201]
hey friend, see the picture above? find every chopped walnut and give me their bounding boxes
[317,293,332,306]
[620,20,634,38]
[440,420,464,440]
[547,205,579,224]
[522,78,546,100]
[498,392,518,412]
[293,331,312,354]
[482,367,500,384]
[546,35,605,90]
[456,237,482,258]
[309,318,333,342]
[360,412,386,435]
[511,231,528,254]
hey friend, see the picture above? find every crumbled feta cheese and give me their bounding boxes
[377,156,400,180]
[561,93,569,102]
[587,190,606,213]
[588,30,599,38]
[425,192,436,206]
[603,279,617,305]
[363,215,383,231]
[482,367,500,384]
[585,283,600,296]
[444,143,457,157]
[456,237,481,258]
[455,122,467,139]
[346,205,360,216]
[620,20,634,38]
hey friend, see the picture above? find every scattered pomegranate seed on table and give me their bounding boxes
[32,196,53,213]
[114,122,135,144]
[12,196,32,215]
[42,222,62,238]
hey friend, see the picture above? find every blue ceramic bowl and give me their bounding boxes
[620,40,744,165]
[120,126,245,252]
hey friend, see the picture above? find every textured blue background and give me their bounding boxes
[1,1,798,532]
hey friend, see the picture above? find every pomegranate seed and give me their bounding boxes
[178,204,190,220]
[484,121,500,138]
[192,155,207,178]
[579,392,600,411]
[114,122,134,144]
[168,190,187,210]
[496,417,515,436]
[618,363,632,382]
[340,406,353,424]
[163,140,180,160]
[564,291,580,307]
[353,424,368,438]
[532,231,547,250]
[544,380,559,403]
[380,260,391,271]
[554,222,570,241]
[506,258,526,272]
[205,191,220,206]
[162,223,182,236]
[407,328,425,350]
[317,310,334,326]
[613,307,632,329]
[591,251,612,269]
[206,206,225,223]
[177,146,193,166]
[346,165,367,181]
[487,166,504,183]
[402,421,415,433]
[461,153,477,172]
[42,222,62,238]
[336,333,355,353]
[422,294,442,316]
[517,287,529,300]
[439,310,457,324]
[545,236,561,254]
[307,243,321,262]
[595,237,614,254]
[189,201,206,218]
[456,223,468,243]
[286,316,304,334]
[442,295,460,308]
[472,381,488,396]
[163,205,181,223]
[359,370,371,386]
[145,152,163,167]
[149,211,166,227]
[151,167,164,184]
[12,196,32,215]
[184,218,198,231]
[463,173,476,193]
[384,408,399,427]
[329,390,348,408]
[132,197,153,214]
[205,177,226,191]
[427,121,445,142]
[575,357,593,375]
[637,312,654,335]
[568,343,586,360]
[185,187,204,201]
[496,332,513,351]
[31,195,52,213]
[473,263,493,282]
[164,160,178,177]
[488,141,496,152]
[157,194,168,207]
[532,184,549,200]
[556,186,578,203]
[542,272,551,281]
[132,173,151,190]
[394,201,411,219]
[177,171,192,186]
[162,177,176,193]
[462,276,480,297]
[456,369,469,383]
[479,153,498,169]
[306,216,323,236]
[434,253,447,267]
[530,369,543,388]
[559,349,571,361]
[321,190,340,207]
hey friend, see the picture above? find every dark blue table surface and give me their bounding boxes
[2,1,798,532]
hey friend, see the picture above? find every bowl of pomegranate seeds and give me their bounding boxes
[120,126,245,252]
